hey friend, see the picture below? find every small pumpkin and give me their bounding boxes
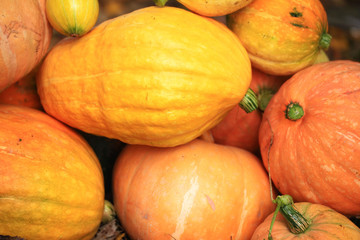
[0,0,52,91]
[0,105,104,239]
[211,67,287,153]
[46,0,99,37]
[227,0,331,76]
[112,139,275,240]
[155,0,254,17]
[251,195,360,240]
[259,60,360,216]
[37,6,254,147]
[0,65,42,109]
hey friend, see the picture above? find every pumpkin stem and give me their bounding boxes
[257,88,275,112]
[319,32,332,50]
[239,88,258,113]
[268,195,311,239]
[154,0,168,6]
[285,102,304,121]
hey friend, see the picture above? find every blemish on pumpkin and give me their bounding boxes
[290,8,302,17]
[204,194,216,211]
[291,22,308,28]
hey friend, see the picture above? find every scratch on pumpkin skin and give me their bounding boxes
[266,117,275,201]
[172,175,199,240]
[0,26,17,84]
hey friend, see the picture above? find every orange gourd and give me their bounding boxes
[0,0,52,91]
[0,105,104,239]
[37,6,254,147]
[259,60,360,216]
[251,195,360,240]
[112,139,275,240]
[227,0,331,76]
[0,66,42,109]
[211,67,287,153]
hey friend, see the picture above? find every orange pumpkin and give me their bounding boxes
[0,105,104,239]
[0,0,52,91]
[227,0,331,76]
[112,139,275,240]
[211,67,287,153]
[259,60,360,216]
[0,66,42,109]
[37,6,253,147]
[251,195,360,239]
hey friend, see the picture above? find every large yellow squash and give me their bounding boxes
[37,6,252,147]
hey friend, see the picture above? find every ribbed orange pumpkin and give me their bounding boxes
[259,60,360,216]
[0,105,104,239]
[251,195,360,240]
[0,0,52,91]
[37,6,252,147]
[112,139,275,240]
[211,67,287,153]
[227,0,331,76]
[0,66,42,109]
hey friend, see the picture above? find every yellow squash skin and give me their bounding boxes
[37,6,251,147]
[46,0,99,37]
[0,105,104,240]
[227,0,330,76]
[176,0,254,17]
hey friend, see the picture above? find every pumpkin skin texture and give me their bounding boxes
[0,105,104,239]
[251,202,360,240]
[0,66,42,110]
[37,6,252,147]
[46,0,99,37]
[211,67,287,153]
[175,0,254,17]
[259,60,360,216]
[112,139,275,240]
[0,0,52,91]
[227,0,331,76]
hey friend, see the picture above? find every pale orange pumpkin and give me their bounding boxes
[112,139,275,240]
[259,60,360,216]
[0,105,104,239]
[37,6,253,147]
[0,0,52,91]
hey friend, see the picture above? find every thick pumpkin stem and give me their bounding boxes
[239,88,258,113]
[268,195,311,239]
[154,0,168,6]
[257,88,275,112]
[285,102,304,121]
[319,32,332,50]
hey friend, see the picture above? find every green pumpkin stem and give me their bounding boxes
[268,195,311,239]
[239,88,258,113]
[154,0,168,6]
[319,32,332,50]
[285,102,304,121]
[257,88,275,112]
